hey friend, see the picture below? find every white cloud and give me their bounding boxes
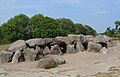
[99,11,108,15]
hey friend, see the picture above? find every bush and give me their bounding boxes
[114,33,120,38]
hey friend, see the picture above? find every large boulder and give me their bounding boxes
[44,38,53,45]
[68,34,78,44]
[87,42,102,52]
[103,35,113,42]
[35,46,41,53]
[106,42,113,48]
[66,44,77,54]
[55,37,69,44]
[12,50,22,64]
[79,34,87,43]
[68,34,87,44]
[85,35,94,42]
[94,35,106,43]
[26,38,45,47]
[37,58,57,69]
[0,51,13,64]
[50,44,62,55]
[106,41,117,48]
[99,47,109,54]
[35,46,43,61]
[111,41,117,47]
[37,54,65,69]
[50,39,67,54]
[42,46,51,55]
[44,55,66,65]
[76,42,84,52]
[6,40,26,52]
[50,39,66,46]
[94,35,112,43]
[93,35,115,48]
[23,48,37,61]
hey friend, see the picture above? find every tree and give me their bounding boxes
[105,27,111,32]
[56,18,75,36]
[74,23,86,35]
[0,13,97,44]
[115,21,120,32]
[84,25,97,36]
[104,28,115,37]
[29,14,44,38]
[1,14,30,43]
[29,14,64,38]
[0,26,2,43]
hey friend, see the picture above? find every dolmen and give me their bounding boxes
[0,34,117,69]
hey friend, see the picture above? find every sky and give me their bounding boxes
[0,0,120,33]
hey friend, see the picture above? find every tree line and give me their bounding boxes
[0,14,97,44]
[103,21,120,38]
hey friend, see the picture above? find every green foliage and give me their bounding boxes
[114,21,120,33]
[29,14,44,38]
[104,28,115,37]
[0,14,30,44]
[103,21,120,38]
[74,23,86,35]
[73,24,97,36]
[56,18,75,36]
[85,25,97,36]
[29,14,64,38]
[0,26,2,43]
[0,14,97,44]
[114,33,120,38]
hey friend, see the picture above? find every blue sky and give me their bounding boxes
[0,0,120,33]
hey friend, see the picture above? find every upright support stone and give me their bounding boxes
[50,44,62,55]
[35,46,43,61]
[76,42,84,52]
[23,48,36,61]
[67,44,77,54]
[99,47,109,54]
[12,50,22,64]
[42,46,51,55]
